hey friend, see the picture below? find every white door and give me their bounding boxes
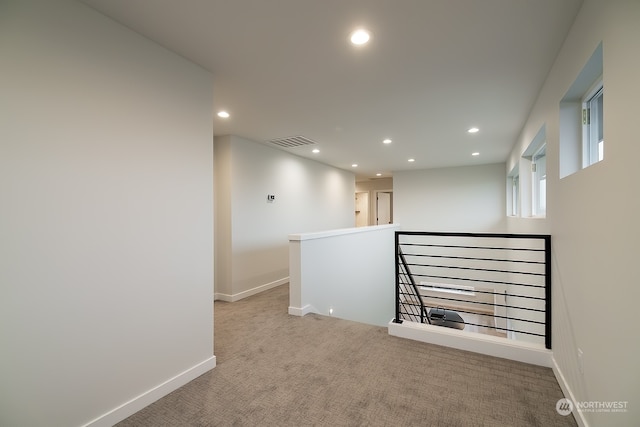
[355,192,369,227]
[376,191,392,225]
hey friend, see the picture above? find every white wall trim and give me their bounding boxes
[388,320,553,367]
[288,304,315,317]
[82,356,216,427]
[215,277,289,302]
[551,357,588,427]
[289,223,397,241]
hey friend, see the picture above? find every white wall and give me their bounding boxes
[0,1,215,426]
[289,224,400,327]
[393,163,507,232]
[214,135,355,300]
[214,136,233,298]
[506,1,640,425]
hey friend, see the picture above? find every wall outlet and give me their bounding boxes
[577,348,584,374]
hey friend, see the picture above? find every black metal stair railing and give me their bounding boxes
[393,231,552,349]
[397,248,430,324]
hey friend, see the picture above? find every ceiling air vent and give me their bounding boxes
[268,135,317,148]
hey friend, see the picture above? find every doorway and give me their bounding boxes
[375,191,393,225]
[355,192,369,227]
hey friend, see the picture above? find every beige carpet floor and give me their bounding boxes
[116,284,576,426]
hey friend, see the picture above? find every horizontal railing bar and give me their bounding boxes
[398,301,425,308]
[399,302,546,326]
[415,285,546,301]
[400,302,546,325]
[440,307,546,325]
[399,242,544,252]
[461,322,545,338]
[404,262,545,277]
[402,310,423,318]
[414,295,545,313]
[397,231,550,240]
[407,284,542,301]
[400,252,545,265]
[400,271,546,289]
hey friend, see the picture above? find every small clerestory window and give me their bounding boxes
[583,82,604,167]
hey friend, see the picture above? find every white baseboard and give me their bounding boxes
[82,356,216,427]
[551,356,588,427]
[288,304,315,316]
[215,277,288,302]
[388,320,553,367]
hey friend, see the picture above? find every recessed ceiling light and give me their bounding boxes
[312,148,320,154]
[350,29,370,45]
[408,158,415,162]
[468,127,479,133]
[472,152,480,156]
[376,173,382,177]
[383,139,392,144]
[217,111,230,118]
[352,163,358,168]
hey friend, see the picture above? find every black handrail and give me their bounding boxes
[396,246,430,324]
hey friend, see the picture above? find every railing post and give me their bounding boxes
[545,235,552,349]
[393,231,403,324]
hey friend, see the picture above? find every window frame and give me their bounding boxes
[559,41,602,179]
[582,79,604,167]
[521,125,546,218]
[511,175,520,217]
[508,171,520,217]
[532,144,546,217]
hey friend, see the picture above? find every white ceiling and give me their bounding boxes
[82,0,583,180]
